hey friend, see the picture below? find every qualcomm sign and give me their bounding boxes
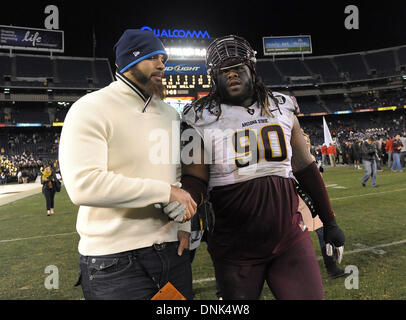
[141,26,210,39]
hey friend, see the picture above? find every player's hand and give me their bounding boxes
[326,243,344,264]
[162,201,187,222]
[323,218,345,264]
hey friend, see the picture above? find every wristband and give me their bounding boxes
[294,162,335,224]
[180,174,208,206]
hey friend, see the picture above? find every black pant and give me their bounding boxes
[77,242,193,300]
[43,187,56,210]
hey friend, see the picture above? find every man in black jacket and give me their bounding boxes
[361,137,378,187]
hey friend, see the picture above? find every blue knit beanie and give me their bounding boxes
[114,29,168,74]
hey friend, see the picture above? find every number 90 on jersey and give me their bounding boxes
[231,124,288,168]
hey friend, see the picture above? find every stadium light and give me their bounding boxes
[165,47,206,60]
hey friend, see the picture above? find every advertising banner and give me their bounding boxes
[263,35,312,56]
[0,25,64,53]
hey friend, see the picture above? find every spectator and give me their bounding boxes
[41,164,58,216]
[361,137,378,187]
[327,143,337,167]
[386,135,394,169]
[391,134,404,172]
[321,144,328,166]
[0,172,6,184]
[399,133,406,168]
[17,170,22,184]
[352,140,362,170]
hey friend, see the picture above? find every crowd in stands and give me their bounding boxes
[0,130,61,184]
[0,152,60,184]
[349,90,406,110]
[2,131,60,157]
[301,110,405,147]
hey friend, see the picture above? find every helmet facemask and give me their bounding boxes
[206,35,257,77]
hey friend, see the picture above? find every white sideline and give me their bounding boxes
[330,188,406,201]
[0,232,76,243]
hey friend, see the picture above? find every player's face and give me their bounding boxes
[217,64,254,106]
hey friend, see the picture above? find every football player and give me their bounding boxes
[179,35,345,299]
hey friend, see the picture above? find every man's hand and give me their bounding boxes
[168,185,197,221]
[177,230,190,256]
[323,219,345,264]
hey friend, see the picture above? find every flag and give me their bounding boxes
[323,116,334,146]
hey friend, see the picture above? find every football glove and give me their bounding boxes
[154,182,187,223]
[323,219,345,264]
[162,201,187,223]
[326,243,344,264]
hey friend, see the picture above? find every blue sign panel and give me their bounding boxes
[0,25,64,53]
[263,35,312,56]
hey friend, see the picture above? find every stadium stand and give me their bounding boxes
[0,55,12,86]
[0,52,113,90]
[329,53,369,81]
[364,50,397,78]
[304,57,342,83]
[397,46,406,69]
[256,60,284,86]
[257,45,406,85]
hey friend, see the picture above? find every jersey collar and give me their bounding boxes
[115,72,148,102]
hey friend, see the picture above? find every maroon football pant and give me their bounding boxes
[213,237,324,300]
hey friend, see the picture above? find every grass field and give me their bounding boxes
[0,165,405,300]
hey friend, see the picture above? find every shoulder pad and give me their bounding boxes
[181,103,220,128]
[181,103,197,126]
[271,92,300,115]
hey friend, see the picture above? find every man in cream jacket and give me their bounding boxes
[59,29,196,300]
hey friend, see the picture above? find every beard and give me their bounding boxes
[129,67,166,100]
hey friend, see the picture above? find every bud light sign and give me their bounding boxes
[165,63,206,75]
[141,26,210,39]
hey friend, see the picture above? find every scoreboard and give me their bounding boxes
[162,73,211,96]
[163,61,211,96]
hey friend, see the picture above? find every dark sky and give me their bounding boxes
[2,0,406,64]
